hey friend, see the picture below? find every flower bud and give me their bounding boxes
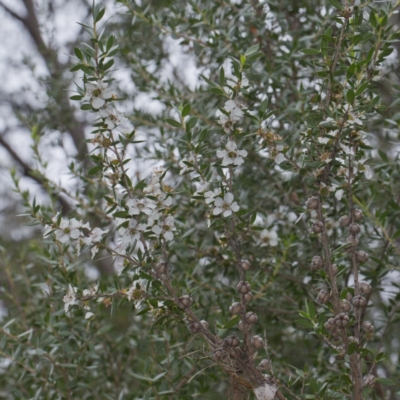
[352,295,367,308]
[259,359,271,370]
[340,299,351,312]
[229,302,242,315]
[311,255,324,271]
[245,311,258,324]
[155,261,168,275]
[356,250,369,263]
[312,220,324,233]
[339,215,351,227]
[177,295,193,309]
[353,209,363,221]
[240,259,251,271]
[317,289,330,304]
[362,321,374,332]
[237,281,251,294]
[334,312,349,328]
[251,335,264,349]
[348,223,361,234]
[243,292,253,303]
[360,281,372,295]
[225,335,240,347]
[306,196,319,210]
[200,320,209,329]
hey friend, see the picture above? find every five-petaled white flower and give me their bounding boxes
[63,284,79,313]
[217,140,248,166]
[212,192,240,217]
[126,198,156,216]
[83,80,114,109]
[150,214,176,241]
[99,106,133,133]
[204,189,222,205]
[118,219,147,246]
[217,99,244,132]
[259,229,278,247]
[54,218,90,244]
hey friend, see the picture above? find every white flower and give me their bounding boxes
[82,80,114,109]
[126,198,156,216]
[193,182,209,196]
[81,227,108,258]
[216,99,244,132]
[126,279,147,307]
[99,106,133,133]
[85,312,94,319]
[54,218,90,244]
[217,141,248,166]
[225,100,244,122]
[83,284,98,297]
[150,214,176,241]
[363,164,373,180]
[63,285,79,313]
[259,229,278,247]
[118,219,147,246]
[204,189,221,205]
[212,192,240,217]
[274,152,286,165]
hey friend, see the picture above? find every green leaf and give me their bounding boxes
[300,48,320,55]
[326,0,344,10]
[346,89,355,104]
[182,104,191,117]
[74,47,84,61]
[223,317,240,329]
[165,118,181,128]
[244,44,260,56]
[346,63,356,80]
[88,166,101,175]
[95,8,106,23]
[375,378,395,386]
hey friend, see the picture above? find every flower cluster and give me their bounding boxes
[216,99,245,132]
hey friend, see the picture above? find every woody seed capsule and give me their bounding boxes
[330,264,339,276]
[339,215,351,227]
[317,289,330,304]
[241,259,251,271]
[360,281,372,295]
[353,209,363,221]
[200,320,209,329]
[177,295,193,309]
[214,349,225,361]
[229,302,242,315]
[306,196,319,210]
[362,321,374,332]
[312,220,324,233]
[238,320,245,331]
[311,255,324,271]
[189,322,201,334]
[324,317,336,331]
[334,312,349,328]
[155,261,168,274]
[245,311,258,324]
[348,336,359,345]
[259,359,272,370]
[352,295,367,308]
[237,281,251,294]
[340,299,351,312]
[243,292,253,303]
[251,335,264,349]
[225,335,240,347]
[348,223,361,234]
[356,250,369,263]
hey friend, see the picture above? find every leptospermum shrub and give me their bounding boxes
[2,1,400,399]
